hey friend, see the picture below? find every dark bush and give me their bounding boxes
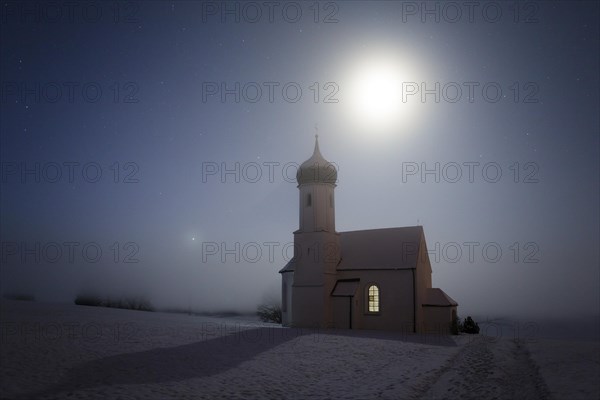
[451,315,480,335]
[462,316,480,334]
[256,304,282,323]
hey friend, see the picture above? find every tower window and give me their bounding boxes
[306,193,312,207]
[329,194,333,207]
[367,285,380,313]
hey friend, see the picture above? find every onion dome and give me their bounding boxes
[296,135,337,185]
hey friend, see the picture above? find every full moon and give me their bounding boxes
[344,52,422,133]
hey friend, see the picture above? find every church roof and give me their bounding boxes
[296,135,337,185]
[423,288,458,307]
[278,258,296,273]
[336,226,424,270]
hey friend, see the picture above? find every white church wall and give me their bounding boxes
[337,269,415,331]
[422,306,455,334]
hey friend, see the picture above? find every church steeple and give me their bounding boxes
[296,134,337,185]
[313,133,322,156]
[296,135,337,233]
[286,134,341,329]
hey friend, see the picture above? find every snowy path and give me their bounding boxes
[420,336,553,400]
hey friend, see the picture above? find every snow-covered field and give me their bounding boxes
[1,300,598,399]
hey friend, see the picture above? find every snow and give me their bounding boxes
[1,300,598,399]
[527,339,600,400]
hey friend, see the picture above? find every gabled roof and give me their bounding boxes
[423,288,458,307]
[278,258,296,273]
[336,226,424,270]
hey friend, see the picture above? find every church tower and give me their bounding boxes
[296,135,337,233]
[284,135,341,328]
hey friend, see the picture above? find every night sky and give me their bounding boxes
[1,1,598,320]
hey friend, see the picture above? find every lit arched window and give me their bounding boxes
[368,285,379,312]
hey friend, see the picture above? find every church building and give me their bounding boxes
[279,136,458,333]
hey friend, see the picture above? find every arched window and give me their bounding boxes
[306,193,312,207]
[368,285,379,313]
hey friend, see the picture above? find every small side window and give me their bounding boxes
[367,285,380,313]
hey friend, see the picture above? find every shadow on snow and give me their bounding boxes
[21,326,457,399]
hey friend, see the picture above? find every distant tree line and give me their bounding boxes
[74,294,154,312]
